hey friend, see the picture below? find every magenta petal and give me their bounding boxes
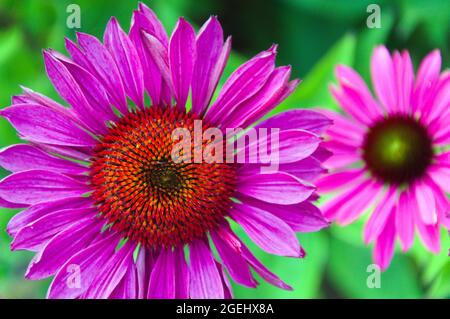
[370,45,397,112]
[206,46,276,126]
[239,242,292,290]
[211,223,257,287]
[224,66,292,129]
[53,52,117,124]
[373,212,396,270]
[136,248,157,299]
[0,170,89,205]
[25,218,103,279]
[174,246,189,299]
[230,202,302,257]
[192,17,229,116]
[18,86,69,113]
[239,194,329,232]
[47,232,120,299]
[256,109,332,135]
[109,258,138,299]
[169,18,196,110]
[236,128,321,164]
[43,50,106,134]
[148,248,176,299]
[189,239,224,299]
[395,190,415,251]
[237,172,315,205]
[104,17,145,109]
[7,196,92,236]
[76,32,128,114]
[0,144,87,174]
[11,208,96,251]
[83,241,136,299]
[142,32,173,98]
[278,157,326,182]
[0,104,97,147]
[0,197,28,209]
[364,187,397,244]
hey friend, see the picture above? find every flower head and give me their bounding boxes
[318,46,449,269]
[0,3,330,298]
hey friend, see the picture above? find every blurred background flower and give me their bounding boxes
[0,0,448,298]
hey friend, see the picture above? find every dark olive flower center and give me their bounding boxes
[90,107,236,248]
[362,115,434,185]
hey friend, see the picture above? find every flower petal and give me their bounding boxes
[189,239,224,299]
[104,17,145,109]
[0,170,89,205]
[370,45,397,112]
[395,190,415,251]
[256,109,332,135]
[169,18,196,111]
[211,223,257,287]
[230,201,303,257]
[0,104,97,147]
[237,172,315,205]
[192,16,229,116]
[148,248,176,299]
[373,212,396,270]
[0,144,87,174]
[47,232,120,299]
[206,46,276,126]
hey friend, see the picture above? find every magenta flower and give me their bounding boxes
[318,46,449,269]
[0,3,330,298]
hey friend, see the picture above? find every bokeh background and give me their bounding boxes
[0,0,449,298]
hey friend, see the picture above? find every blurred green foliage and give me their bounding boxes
[0,0,448,298]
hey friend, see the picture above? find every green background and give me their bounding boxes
[0,0,448,298]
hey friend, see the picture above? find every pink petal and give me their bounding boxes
[238,194,329,232]
[206,46,276,126]
[11,208,96,251]
[192,16,229,116]
[148,248,176,299]
[316,168,365,192]
[173,246,189,299]
[370,45,397,112]
[0,144,87,175]
[413,181,437,225]
[373,212,396,270]
[104,17,145,109]
[43,50,106,134]
[230,202,303,257]
[0,104,97,147]
[0,170,89,205]
[189,239,224,299]
[7,196,92,236]
[237,172,315,205]
[395,190,415,251]
[211,223,257,287]
[392,51,414,114]
[413,50,441,113]
[25,218,103,279]
[169,18,196,110]
[76,32,128,114]
[364,187,397,244]
[256,109,332,135]
[224,66,293,129]
[47,232,120,299]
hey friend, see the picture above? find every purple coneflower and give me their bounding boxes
[318,46,449,269]
[0,3,330,298]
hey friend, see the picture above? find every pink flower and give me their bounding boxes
[318,45,449,270]
[0,3,330,298]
